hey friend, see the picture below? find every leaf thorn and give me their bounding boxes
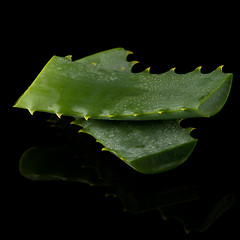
[84,115,90,121]
[131,60,139,67]
[65,55,72,60]
[189,127,196,133]
[78,129,85,133]
[145,67,151,73]
[28,109,35,115]
[56,113,62,118]
[195,66,202,71]
[218,65,224,71]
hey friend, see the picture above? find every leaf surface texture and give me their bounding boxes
[14,48,233,173]
[14,48,232,120]
[74,119,197,174]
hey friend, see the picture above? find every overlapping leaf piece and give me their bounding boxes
[14,48,233,173]
[74,119,197,174]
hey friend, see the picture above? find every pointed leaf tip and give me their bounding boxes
[218,65,224,71]
[131,60,139,68]
[78,129,85,133]
[65,55,72,60]
[144,67,151,73]
[195,66,202,71]
[28,109,35,115]
[84,116,90,121]
[56,113,62,118]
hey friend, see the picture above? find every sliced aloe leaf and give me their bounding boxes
[14,48,232,120]
[73,119,197,174]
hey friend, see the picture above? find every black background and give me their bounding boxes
[4,3,240,239]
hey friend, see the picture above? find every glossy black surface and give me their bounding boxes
[5,8,240,239]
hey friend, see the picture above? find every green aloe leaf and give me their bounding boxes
[13,48,233,174]
[14,48,232,120]
[73,119,197,174]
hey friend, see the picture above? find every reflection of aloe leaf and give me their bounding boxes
[19,146,103,185]
[159,194,235,233]
[19,141,234,233]
[118,185,199,213]
[196,194,235,232]
[19,144,199,213]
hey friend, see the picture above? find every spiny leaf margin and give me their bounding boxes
[73,118,197,174]
[13,48,233,121]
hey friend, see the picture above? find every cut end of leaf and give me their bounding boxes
[130,140,197,174]
[198,73,233,117]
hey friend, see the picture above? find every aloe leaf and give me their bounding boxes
[73,119,197,174]
[14,48,232,120]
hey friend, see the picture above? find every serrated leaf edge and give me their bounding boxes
[72,119,197,167]
[14,49,232,121]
